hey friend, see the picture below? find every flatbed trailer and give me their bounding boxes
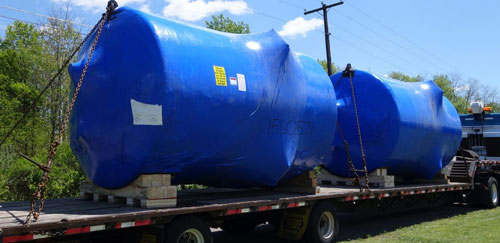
[0,159,499,243]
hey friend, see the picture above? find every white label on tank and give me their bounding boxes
[130,99,163,126]
[237,73,246,92]
[229,77,237,86]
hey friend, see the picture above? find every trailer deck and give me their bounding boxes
[0,182,471,242]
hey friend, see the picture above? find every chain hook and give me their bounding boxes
[106,0,118,14]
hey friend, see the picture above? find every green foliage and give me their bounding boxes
[205,14,250,34]
[388,72,424,82]
[46,143,86,198]
[0,143,84,202]
[178,184,208,190]
[486,102,500,113]
[0,17,85,202]
[0,21,47,154]
[317,59,340,74]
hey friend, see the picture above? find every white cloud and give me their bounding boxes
[162,0,251,22]
[139,4,152,14]
[278,17,323,38]
[51,0,146,12]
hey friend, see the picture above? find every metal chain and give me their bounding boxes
[332,69,366,191]
[336,122,363,191]
[346,68,370,190]
[24,7,112,224]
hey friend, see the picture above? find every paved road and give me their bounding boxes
[211,204,479,242]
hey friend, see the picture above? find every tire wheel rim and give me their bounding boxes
[492,183,498,205]
[318,211,335,240]
[178,229,204,243]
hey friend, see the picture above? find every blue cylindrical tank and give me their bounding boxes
[326,70,461,179]
[69,7,337,189]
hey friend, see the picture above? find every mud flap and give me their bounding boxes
[278,206,311,240]
[137,225,163,243]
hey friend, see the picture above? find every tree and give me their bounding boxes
[0,21,47,155]
[317,59,340,75]
[205,14,250,34]
[388,72,423,82]
[0,7,86,202]
[41,5,82,143]
[477,84,499,108]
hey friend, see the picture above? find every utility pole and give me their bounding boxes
[305,1,344,76]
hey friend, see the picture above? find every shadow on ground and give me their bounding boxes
[211,204,481,242]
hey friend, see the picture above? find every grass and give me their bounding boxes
[339,207,500,243]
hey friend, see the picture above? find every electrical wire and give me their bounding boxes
[344,0,462,72]
[277,0,305,10]
[276,0,421,74]
[333,35,415,75]
[0,14,86,36]
[331,8,450,73]
[0,4,91,28]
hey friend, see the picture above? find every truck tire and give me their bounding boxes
[220,219,257,234]
[471,177,498,208]
[485,177,498,208]
[165,215,213,243]
[303,201,339,243]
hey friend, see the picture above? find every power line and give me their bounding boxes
[0,5,91,28]
[330,21,428,74]
[277,0,424,74]
[271,0,418,75]
[344,1,462,73]
[0,14,86,35]
[277,0,305,11]
[331,8,450,74]
[333,35,415,75]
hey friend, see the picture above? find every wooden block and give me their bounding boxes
[93,193,107,202]
[140,198,176,208]
[161,174,171,186]
[80,192,92,200]
[126,198,139,206]
[150,175,163,187]
[107,195,126,204]
[318,169,395,188]
[133,174,171,187]
[80,174,176,205]
[145,187,161,199]
[110,186,142,199]
[144,186,177,199]
[166,186,177,198]
[294,170,315,179]
[134,175,153,187]
[80,181,95,192]
[373,168,387,176]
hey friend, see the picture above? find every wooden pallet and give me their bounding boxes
[80,174,177,208]
[317,168,395,188]
[276,170,320,194]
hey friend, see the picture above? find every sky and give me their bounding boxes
[0,0,499,90]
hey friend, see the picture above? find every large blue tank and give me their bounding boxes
[68,7,337,189]
[327,70,461,179]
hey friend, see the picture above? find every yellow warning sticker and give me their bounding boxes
[213,65,227,86]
